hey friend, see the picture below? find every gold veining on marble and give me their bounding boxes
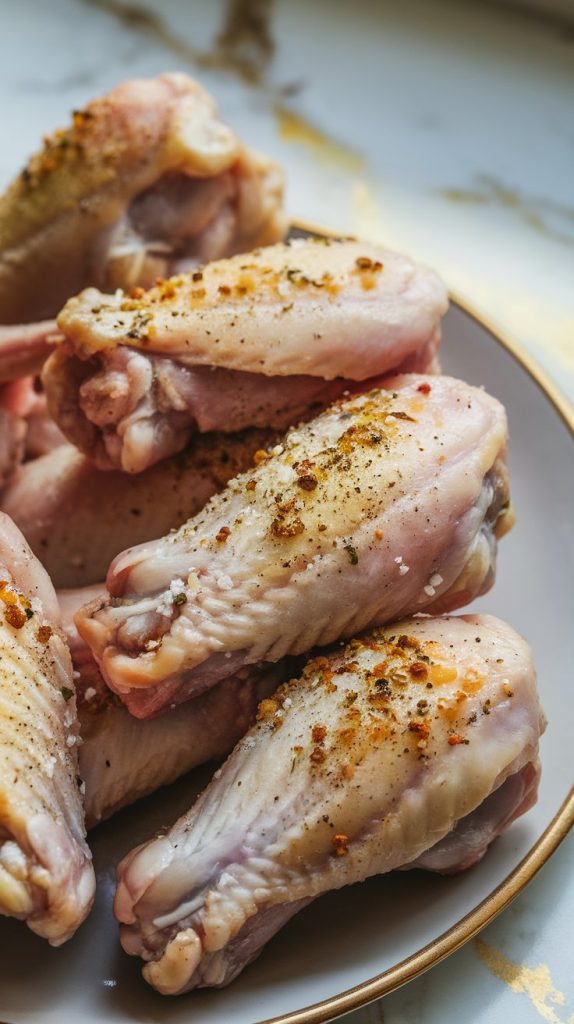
[437,175,574,248]
[475,938,574,1024]
[84,0,275,86]
[275,105,365,173]
[83,0,205,66]
[199,0,274,85]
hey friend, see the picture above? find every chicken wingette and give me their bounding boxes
[76,375,513,718]
[43,239,447,472]
[115,614,544,994]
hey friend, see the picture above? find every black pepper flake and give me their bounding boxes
[344,544,358,565]
[60,686,73,702]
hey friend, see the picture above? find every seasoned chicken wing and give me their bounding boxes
[4,428,277,588]
[43,239,447,472]
[0,515,94,944]
[115,614,544,994]
[76,376,512,719]
[0,73,285,324]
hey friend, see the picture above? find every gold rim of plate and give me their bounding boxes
[253,219,574,1024]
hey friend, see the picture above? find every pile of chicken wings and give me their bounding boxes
[0,73,544,996]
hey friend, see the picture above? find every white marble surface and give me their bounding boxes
[0,1,572,1022]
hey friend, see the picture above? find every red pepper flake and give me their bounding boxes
[311,724,327,744]
[448,734,469,746]
[310,746,326,765]
[408,719,430,737]
[216,526,231,543]
[37,625,53,644]
[417,382,432,395]
[332,833,349,856]
[409,661,428,681]
[253,450,269,465]
[5,605,27,629]
[128,286,145,300]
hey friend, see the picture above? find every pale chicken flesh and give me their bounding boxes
[58,585,289,827]
[0,515,95,944]
[43,239,447,472]
[4,428,277,588]
[115,614,544,994]
[0,73,286,324]
[76,376,513,719]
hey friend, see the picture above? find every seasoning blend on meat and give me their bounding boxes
[76,375,512,719]
[0,72,286,324]
[0,515,94,944]
[115,614,544,994]
[43,239,447,472]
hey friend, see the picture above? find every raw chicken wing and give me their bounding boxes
[43,239,447,472]
[0,73,285,324]
[115,614,544,993]
[0,515,94,943]
[76,376,513,718]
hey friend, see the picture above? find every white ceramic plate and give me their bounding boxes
[0,268,572,1024]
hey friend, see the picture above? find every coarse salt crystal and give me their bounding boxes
[66,734,77,747]
[215,573,233,591]
[394,556,403,564]
[72,670,80,680]
[429,573,443,588]
[424,585,436,597]
[399,564,410,575]
[272,444,284,456]
[84,687,96,701]
[282,697,293,709]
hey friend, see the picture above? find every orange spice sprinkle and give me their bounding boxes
[332,833,349,856]
[311,724,327,744]
[215,526,231,543]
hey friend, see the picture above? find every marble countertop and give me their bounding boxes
[0,1,572,1022]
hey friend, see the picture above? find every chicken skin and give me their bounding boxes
[43,239,447,472]
[0,323,57,382]
[115,614,544,994]
[58,584,289,827]
[76,376,512,719]
[3,428,277,588]
[0,73,285,324]
[0,515,94,944]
